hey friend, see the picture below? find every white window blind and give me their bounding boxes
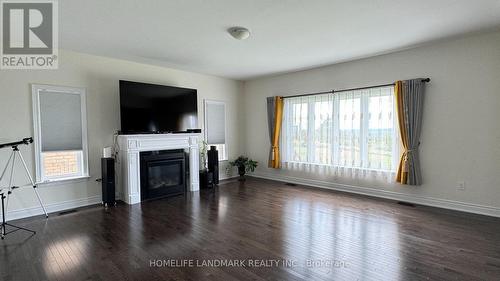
[205,102,226,144]
[281,86,399,180]
[204,100,227,161]
[39,91,83,151]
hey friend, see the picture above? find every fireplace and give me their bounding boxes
[117,133,200,205]
[140,149,186,201]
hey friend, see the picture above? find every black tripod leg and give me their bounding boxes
[0,193,36,239]
[1,194,5,239]
[4,223,36,234]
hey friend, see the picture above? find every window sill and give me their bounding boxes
[37,175,91,187]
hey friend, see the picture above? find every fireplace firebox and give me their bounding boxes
[140,149,186,201]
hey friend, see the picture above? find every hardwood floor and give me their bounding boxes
[1,177,500,281]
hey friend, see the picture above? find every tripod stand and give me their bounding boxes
[0,138,48,239]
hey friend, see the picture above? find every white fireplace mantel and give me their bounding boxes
[117,133,200,204]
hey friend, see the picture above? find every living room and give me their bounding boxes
[1,1,500,280]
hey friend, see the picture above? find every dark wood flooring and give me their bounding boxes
[1,177,500,281]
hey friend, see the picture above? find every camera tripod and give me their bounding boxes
[0,138,48,239]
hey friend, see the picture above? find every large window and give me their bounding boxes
[204,100,227,161]
[281,86,398,172]
[32,84,89,183]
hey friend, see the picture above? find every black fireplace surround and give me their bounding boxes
[140,149,186,201]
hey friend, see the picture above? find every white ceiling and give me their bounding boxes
[60,0,500,80]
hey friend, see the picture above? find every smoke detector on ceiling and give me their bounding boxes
[228,27,251,40]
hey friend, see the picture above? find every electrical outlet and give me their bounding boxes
[456,181,466,191]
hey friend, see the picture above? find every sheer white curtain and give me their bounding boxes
[281,86,399,182]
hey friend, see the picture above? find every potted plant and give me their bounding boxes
[199,140,208,170]
[228,156,258,181]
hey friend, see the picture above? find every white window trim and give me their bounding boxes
[32,84,89,184]
[203,99,228,161]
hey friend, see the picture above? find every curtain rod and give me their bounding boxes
[284,78,430,99]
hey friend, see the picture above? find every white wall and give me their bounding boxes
[0,50,243,219]
[243,31,500,216]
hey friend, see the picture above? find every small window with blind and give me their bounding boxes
[32,84,89,183]
[204,100,227,161]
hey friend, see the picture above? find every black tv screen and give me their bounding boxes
[119,80,198,134]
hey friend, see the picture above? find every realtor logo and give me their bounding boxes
[1,0,58,69]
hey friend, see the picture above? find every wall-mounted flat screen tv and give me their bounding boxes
[119,80,198,134]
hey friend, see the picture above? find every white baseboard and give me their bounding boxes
[251,172,500,218]
[220,174,240,181]
[4,195,102,221]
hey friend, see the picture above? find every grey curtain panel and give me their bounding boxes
[395,79,426,185]
[267,97,276,166]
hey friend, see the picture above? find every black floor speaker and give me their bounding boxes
[207,146,219,184]
[199,170,214,189]
[101,158,115,206]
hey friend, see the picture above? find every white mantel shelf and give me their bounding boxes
[117,133,200,205]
